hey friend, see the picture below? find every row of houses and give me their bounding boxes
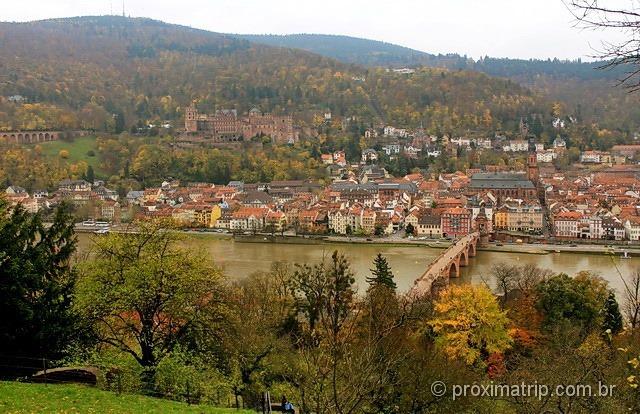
[553,212,627,240]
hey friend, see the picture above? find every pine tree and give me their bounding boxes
[367,253,396,290]
[85,165,95,184]
[0,200,79,370]
[602,291,623,335]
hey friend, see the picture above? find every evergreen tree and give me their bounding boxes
[367,253,396,290]
[0,200,79,372]
[113,109,126,134]
[531,116,544,138]
[602,291,623,335]
[85,165,95,184]
[405,223,415,236]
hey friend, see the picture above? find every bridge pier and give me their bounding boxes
[459,249,469,267]
[468,241,477,257]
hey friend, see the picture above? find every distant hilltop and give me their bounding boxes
[235,33,625,81]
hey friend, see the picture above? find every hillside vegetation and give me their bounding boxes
[0,16,547,135]
[239,33,640,130]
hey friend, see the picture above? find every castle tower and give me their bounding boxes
[475,208,490,246]
[184,103,198,132]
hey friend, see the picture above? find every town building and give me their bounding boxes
[495,198,543,233]
[417,214,442,238]
[468,173,537,201]
[553,211,582,238]
[361,149,379,163]
[441,207,472,238]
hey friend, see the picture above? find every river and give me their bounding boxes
[76,233,640,295]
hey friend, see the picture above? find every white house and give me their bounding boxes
[382,143,402,155]
[536,150,557,163]
[553,136,567,149]
[503,140,529,152]
[473,138,492,149]
[625,217,640,241]
[580,151,611,164]
[426,148,441,157]
[450,137,472,148]
[361,149,379,163]
[383,126,408,138]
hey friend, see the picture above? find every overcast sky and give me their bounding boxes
[2,0,632,60]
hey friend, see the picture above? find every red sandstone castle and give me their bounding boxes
[184,104,297,144]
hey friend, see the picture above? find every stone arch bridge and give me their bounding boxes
[0,130,89,144]
[410,232,480,297]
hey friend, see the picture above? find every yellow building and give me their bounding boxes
[174,203,222,228]
[494,208,508,230]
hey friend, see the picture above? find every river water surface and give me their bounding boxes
[76,234,640,295]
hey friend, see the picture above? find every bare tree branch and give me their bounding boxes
[564,0,640,90]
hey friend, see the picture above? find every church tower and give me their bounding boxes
[527,152,539,183]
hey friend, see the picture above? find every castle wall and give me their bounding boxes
[184,106,297,144]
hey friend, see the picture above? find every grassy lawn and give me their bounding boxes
[35,135,102,173]
[0,381,254,414]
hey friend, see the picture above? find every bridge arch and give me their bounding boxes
[447,261,459,278]
[459,249,469,267]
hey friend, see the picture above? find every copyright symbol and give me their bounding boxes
[431,380,447,397]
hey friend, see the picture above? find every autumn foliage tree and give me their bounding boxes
[76,220,226,388]
[428,284,512,367]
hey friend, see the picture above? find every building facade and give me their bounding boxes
[184,105,297,144]
[441,207,472,238]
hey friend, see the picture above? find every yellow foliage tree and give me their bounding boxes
[429,284,512,366]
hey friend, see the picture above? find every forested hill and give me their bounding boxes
[237,33,640,131]
[237,33,461,68]
[237,33,624,82]
[0,16,547,135]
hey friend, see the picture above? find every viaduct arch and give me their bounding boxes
[0,130,89,144]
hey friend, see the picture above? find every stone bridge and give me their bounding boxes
[0,130,89,144]
[410,232,480,297]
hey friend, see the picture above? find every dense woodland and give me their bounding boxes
[238,33,640,132]
[1,16,637,136]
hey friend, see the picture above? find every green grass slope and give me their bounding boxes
[0,381,254,414]
[35,136,101,172]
